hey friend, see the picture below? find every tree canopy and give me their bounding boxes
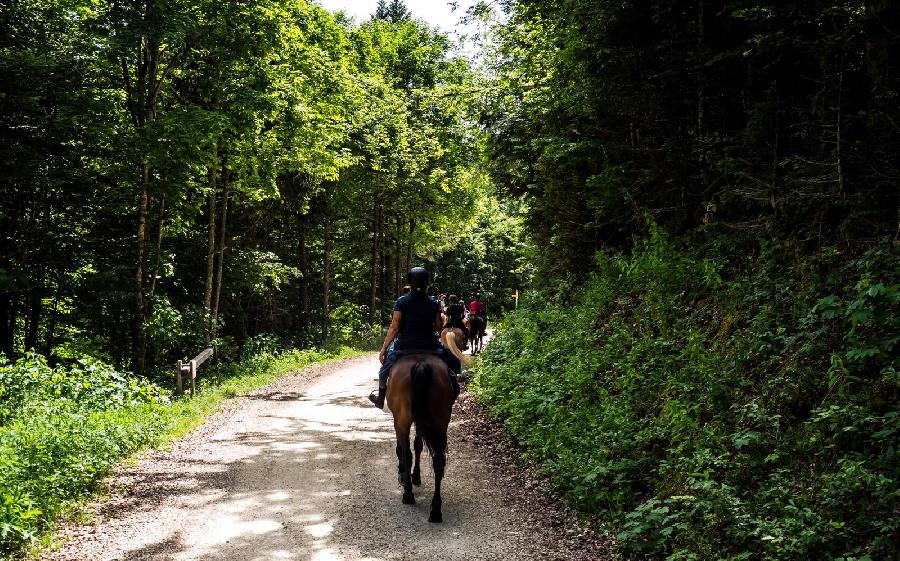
[0,0,504,377]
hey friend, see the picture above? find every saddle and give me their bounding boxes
[391,349,459,399]
[395,347,443,357]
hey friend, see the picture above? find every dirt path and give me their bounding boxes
[45,355,614,561]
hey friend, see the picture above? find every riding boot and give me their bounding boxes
[368,383,386,409]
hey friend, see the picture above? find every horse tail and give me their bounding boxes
[411,361,447,456]
[443,329,473,369]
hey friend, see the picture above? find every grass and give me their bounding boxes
[0,346,369,560]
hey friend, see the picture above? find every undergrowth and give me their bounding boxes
[0,345,365,559]
[473,227,898,560]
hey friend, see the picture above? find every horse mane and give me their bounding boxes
[411,361,447,456]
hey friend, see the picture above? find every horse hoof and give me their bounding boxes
[429,512,443,523]
[411,474,422,486]
[402,493,416,505]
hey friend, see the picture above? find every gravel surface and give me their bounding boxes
[44,354,617,561]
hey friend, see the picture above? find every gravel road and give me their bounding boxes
[44,354,615,561]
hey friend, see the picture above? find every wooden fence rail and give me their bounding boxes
[176,347,215,396]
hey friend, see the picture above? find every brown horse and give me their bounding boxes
[385,354,454,522]
[441,327,467,352]
[465,315,486,354]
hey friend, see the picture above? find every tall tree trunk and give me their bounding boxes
[298,220,309,332]
[322,186,332,343]
[132,166,149,375]
[149,196,165,298]
[44,282,60,356]
[394,216,401,294]
[369,194,381,321]
[122,7,168,375]
[211,168,229,341]
[0,293,12,357]
[204,165,217,316]
[696,0,706,132]
[836,67,844,196]
[24,281,41,351]
[405,217,415,271]
[379,236,387,320]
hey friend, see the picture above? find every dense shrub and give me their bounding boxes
[473,228,899,560]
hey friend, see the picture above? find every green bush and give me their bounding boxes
[0,346,365,558]
[473,229,899,560]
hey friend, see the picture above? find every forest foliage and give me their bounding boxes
[0,0,520,382]
[475,1,899,559]
[484,0,899,277]
[0,1,524,556]
[2,0,899,559]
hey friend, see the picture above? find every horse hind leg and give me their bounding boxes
[395,431,415,504]
[411,434,423,486]
[428,433,448,523]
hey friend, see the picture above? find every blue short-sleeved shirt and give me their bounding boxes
[393,291,440,350]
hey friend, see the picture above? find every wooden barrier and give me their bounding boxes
[176,347,215,396]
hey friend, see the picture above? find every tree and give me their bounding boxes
[374,0,410,23]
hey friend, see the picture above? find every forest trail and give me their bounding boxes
[45,354,609,561]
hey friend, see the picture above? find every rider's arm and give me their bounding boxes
[379,311,401,363]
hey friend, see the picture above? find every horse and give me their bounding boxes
[385,354,455,522]
[441,328,473,370]
[465,315,486,354]
[441,327,467,352]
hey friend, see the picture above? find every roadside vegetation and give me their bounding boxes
[0,344,364,559]
[474,228,898,560]
[473,0,898,558]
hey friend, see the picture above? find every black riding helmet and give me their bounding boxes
[407,267,429,292]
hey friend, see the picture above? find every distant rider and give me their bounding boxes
[369,267,461,409]
[444,294,469,341]
[469,293,487,330]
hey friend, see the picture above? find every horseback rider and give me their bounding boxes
[469,293,487,329]
[369,267,461,409]
[444,294,468,337]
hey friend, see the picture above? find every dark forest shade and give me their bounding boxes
[485,0,900,281]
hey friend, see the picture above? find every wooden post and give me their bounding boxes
[176,347,213,398]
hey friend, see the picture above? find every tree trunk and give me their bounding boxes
[298,220,309,332]
[405,217,415,270]
[24,282,41,351]
[0,293,13,357]
[44,282,60,356]
[322,186,332,343]
[149,196,165,298]
[132,167,149,375]
[204,165,217,315]
[394,216,402,294]
[696,0,706,132]
[369,194,381,321]
[836,67,844,196]
[211,169,229,341]
[121,7,167,375]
